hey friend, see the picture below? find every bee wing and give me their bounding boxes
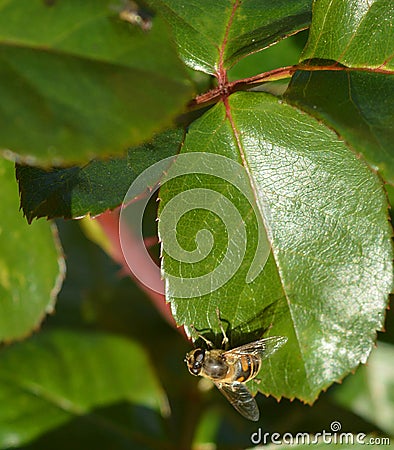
[215,381,259,422]
[227,336,287,362]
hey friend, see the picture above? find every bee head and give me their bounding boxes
[185,348,206,376]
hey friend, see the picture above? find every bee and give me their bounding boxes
[185,316,287,421]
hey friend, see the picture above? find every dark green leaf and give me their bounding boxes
[152,0,311,74]
[16,403,167,450]
[17,129,184,222]
[0,0,191,165]
[158,92,393,403]
[284,71,394,184]
[228,30,308,82]
[0,158,64,342]
[302,0,394,69]
[0,329,165,448]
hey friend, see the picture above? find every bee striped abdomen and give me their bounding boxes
[234,354,261,382]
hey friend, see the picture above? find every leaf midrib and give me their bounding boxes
[224,97,315,393]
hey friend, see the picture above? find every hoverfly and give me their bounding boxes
[185,314,287,421]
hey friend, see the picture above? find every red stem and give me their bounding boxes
[189,63,394,108]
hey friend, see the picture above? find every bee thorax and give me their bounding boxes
[203,355,229,379]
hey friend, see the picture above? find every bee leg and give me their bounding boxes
[190,324,214,348]
[216,307,229,349]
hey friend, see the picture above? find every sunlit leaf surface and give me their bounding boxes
[302,0,394,69]
[151,0,311,74]
[159,92,393,403]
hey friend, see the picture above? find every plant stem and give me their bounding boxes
[188,63,394,109]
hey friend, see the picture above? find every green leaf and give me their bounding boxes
[158,92,393,403]
[0,158,64,342]
[228,30,308,82]
[284,71,394,184]
[302,0,394,69]
[332,341,394,436]
[16,129,184,222]
[0,0,191,165]
[152,0,312,74]
[0,329,165,448]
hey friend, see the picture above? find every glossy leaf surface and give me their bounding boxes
[0,0,191,165]
[285,71,394,184]
[151,0,311,74]
[302,0,394,69]
[0,158,64,342]
[159,92,393,403]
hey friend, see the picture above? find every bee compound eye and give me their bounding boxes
[194,348,205,363]
[185,349,205,376]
